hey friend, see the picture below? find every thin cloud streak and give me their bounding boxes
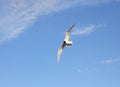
[0,0,120,43]
[76,67,96,73]
[0,0,59,42]
[101,58,120,64]
[72,24,96,35]
[75,57,120,74]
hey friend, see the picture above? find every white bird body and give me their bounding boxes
[65,40,73,46]
[57,24,76,63]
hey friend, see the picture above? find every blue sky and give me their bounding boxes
[0,0,120,87]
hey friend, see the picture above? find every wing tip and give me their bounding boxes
[57,57,60,63]
[57,60,60,63]
[72,23,76,28]
[67,23,76,32]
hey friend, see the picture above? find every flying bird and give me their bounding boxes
[57,24,76,63]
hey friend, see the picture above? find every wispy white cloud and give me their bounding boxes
[72,24,96,35]
[75,57,120,74]
[77,68,84,73]
[74,0,120,6]
[77,68,89,73]
[76,67,96,73]
[101,58,120,64]
[0,0,120,43]
[0,0,59,42]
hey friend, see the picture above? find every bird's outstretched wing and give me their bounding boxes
[57,42,66,63]
[64,24,76,41]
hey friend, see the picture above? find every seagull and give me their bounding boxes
[57,24,76,63]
